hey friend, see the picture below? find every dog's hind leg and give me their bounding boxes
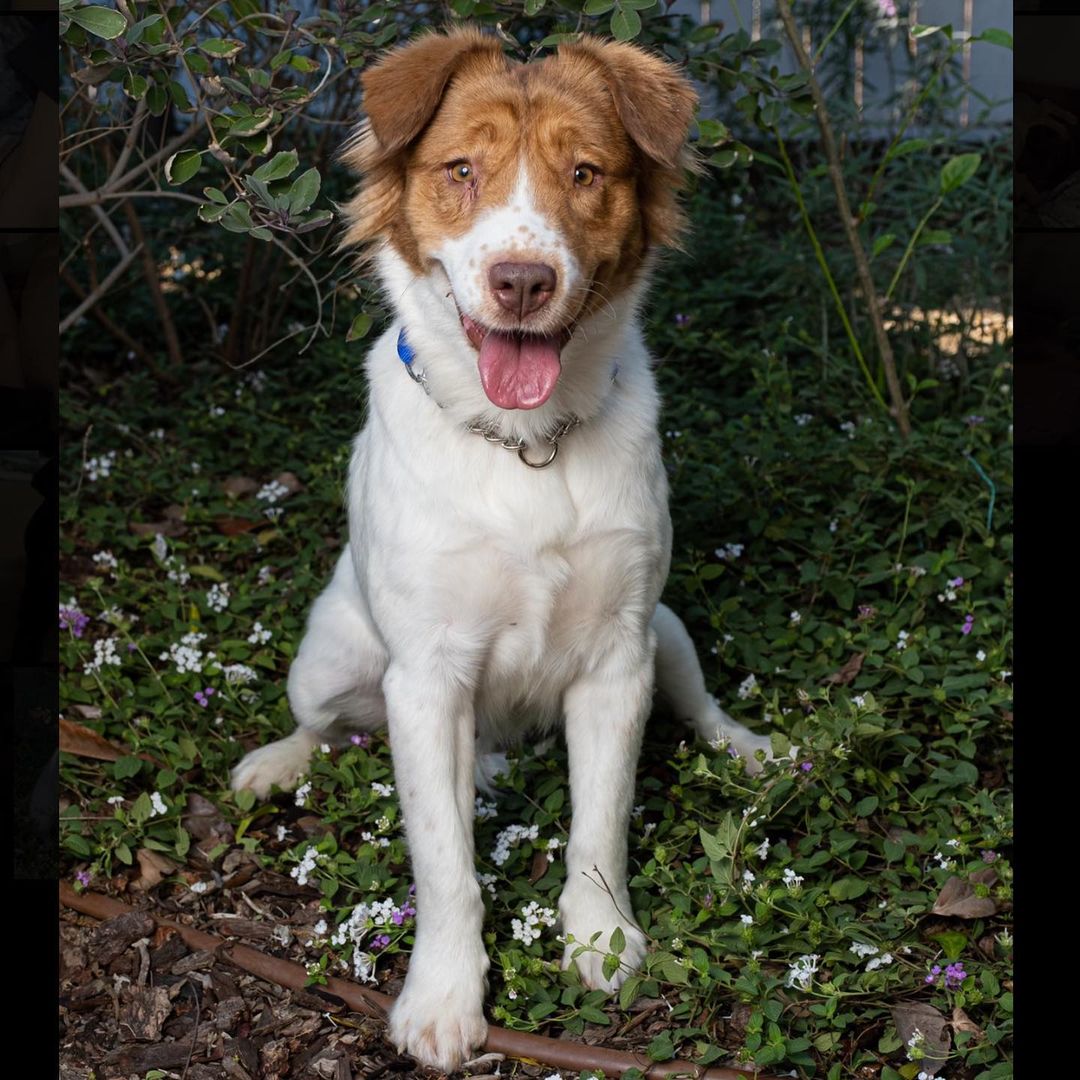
[231,548,388,797]
[651,602,778,775]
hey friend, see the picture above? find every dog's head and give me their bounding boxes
[341,28,697,411]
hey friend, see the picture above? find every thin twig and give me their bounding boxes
[775,0,911,438]
[59,247,142,334]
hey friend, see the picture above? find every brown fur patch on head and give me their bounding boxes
[338,28,509,258]
[556,37,700,251]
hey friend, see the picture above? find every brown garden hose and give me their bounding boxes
[60,883,784,1079]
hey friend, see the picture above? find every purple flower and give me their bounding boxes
[925,964,942,984]
[981,850,998,863]
[877,0,897,17]
[127,642,137,652]
[857,604,877,620]
[350,733,370,748]
[407,883,416,897]
[371,933,391,951]
[944,962,967,989]
[392,902,417,925]
[703,891,714,908]
[949,577,965,588]
[194,687,215,707]
[800,761,813,773]
[674,313,691,328]
[75,870,91,888]
[59,604,90,638]
[961,614,974,636]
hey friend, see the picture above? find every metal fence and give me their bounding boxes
[670,0,1012,136]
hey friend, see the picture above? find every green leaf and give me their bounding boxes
[872,233,896,258]
[113,755,142,780]
[122,73,148,100]
[829,876,869,900]
[610,7,642,41]
[250,227,274,241]
[347,313,374,342]
[940,152,981,195]
[885,138,929,162]
[68,5,128,40]
[709,149,737,169]
[579,1003,611,1024]
[187,563,225,581]
[618,974,643,1010]
[204,187,229,204]
[930,930,968,960]
[975,27,1012,49]
[199,38,244,60]
[854,795,878,816]
[253,150,300,183]
[287,168,321,215]
[610,926,626,955]
[910,24,952,39]
[695,118,729,146]
[620,0,658,8]
[918,228,952,246]
[146,84,168,117]
[115,842,133,865]
[647,1031,675,1061]
[234,788,256,813]
[65,834,92,857]
[583,0,615,11]
[294,209,333,233]
[164,149,203,185]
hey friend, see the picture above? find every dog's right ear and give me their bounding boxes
[361,28,507,156]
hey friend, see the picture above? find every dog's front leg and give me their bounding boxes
[383,662,488,1072]
[559,642,653,991]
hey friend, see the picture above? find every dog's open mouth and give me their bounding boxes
[460,313,571,411]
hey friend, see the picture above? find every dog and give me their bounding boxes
[232,27,778,1072]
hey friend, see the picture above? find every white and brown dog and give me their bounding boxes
[232,28,777,1071]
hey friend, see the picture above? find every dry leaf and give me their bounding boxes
[932,874,998,918]
[215,516,259,536]
[183,793,235,844]
[274,470,304,494]
[891,1002,950,1074]
[821,652,865,686]
[132,849,177,892]
[951,1005,985,1040]
[221,475,260,497]
[60,717,123,762]
[120,986,173,1041]
[71,704,102,721]
[528,848,550,884]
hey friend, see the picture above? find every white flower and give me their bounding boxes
[715,542,745,560]
[276,825,287,842]
[159,631,207,674]
[794,413,813,426]
[546,837,565,862]
[257,565,273,585]
[84,450,118,482]
[782,867,804,891]
[789,611,801,626]
[740,914,753,926]
[865,952,893,971]
[106,795,124,805]
[92,550,118,575]
[371,781,395,798]
[839,421,856,439]
[294,781,312,807]
[247,621,272,645]
[491,823,540,866]
[755,838,771,860]
[206,582,230,613]
[511,901,557,946]
[208,404,226,418]
[976,649,986,662]
[222,663,257,684]
[84,636,122,675]
[256,479,290,504]
[477,872,498,897]
[896,629,910,651]
[475,797,498,821]
[785,953,820,990]
[289,845,322,886]
[829,519,838,533]
[150,791,168,816]
[742,869,756,889]
[853,694,866,708]
[189,880,209,894]
[737,673,758,699]
[849,942,879,959]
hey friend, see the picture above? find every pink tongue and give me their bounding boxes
[477,332,562,410]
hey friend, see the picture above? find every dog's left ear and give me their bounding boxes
[559,38,697,168]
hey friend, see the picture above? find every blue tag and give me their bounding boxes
[397,328,415,367]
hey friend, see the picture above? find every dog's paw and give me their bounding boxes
[560,892,648,992]
[230,731,315,798]
[388,975,488,1072]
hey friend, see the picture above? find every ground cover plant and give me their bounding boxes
[59,3,1012,1078]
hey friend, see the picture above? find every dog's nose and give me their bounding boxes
[488,262,556,318]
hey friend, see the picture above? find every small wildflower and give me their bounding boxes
[674,312,691,328]
[944,961,967,988]
[755,837,771,860]
[350,732,370,748]
[782,867,804,891]
[193,687,216,708]
[84,637,122,675]
[839,420,856,439]
[92,550,119,575]
[150,791,168,816]
[950,577,965,588]
[857,604,876,620]
[896,629,910,651]
[371,933,391,951]
[965,414,985,426]
[976,649,986,662]
[294,781,312,807]
[371,781,395,798]
[222,663,257,684]
[961,614,974,635]
[982,850,998,863]
[59,600,90,638]
[84,450,118,481]
[737,673,758,699]
[794,413,813,426]
[206,582,230,613]
[799,761,813,772]
[189,880,209,894]
[785,953,820,990]
[740,914,753,926]
[866,952,893,972]
[511,901,557,946]
[256,479,290,504]
[829,519,838,532]
[715,542,744,560]
[742,868,756,888]
[789,610,801,626]
[75,870,91,888]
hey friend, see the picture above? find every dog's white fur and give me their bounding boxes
[232,89,777,1078]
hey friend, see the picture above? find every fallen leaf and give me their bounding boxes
[821,651,865,686]
[183,793,235,844]
[215,516,259,536]
[60,717,123,762]
[129,511,187,538]
[932,875,998,918]
[274,470,304,494]
[891,1002,950,1075]
[529,848,550,884]
[222,475,260,497]
[71,704,102,720]
[120,986,172,1041]
[131,849,177,892]
[951,1005,985,1040]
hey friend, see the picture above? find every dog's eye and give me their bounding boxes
[574,164,597,187]
[448,162,473,183]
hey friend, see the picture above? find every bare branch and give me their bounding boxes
[59,245,143,335]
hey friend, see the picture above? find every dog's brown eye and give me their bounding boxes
[448,162,473,183]
[574,164,597,187]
